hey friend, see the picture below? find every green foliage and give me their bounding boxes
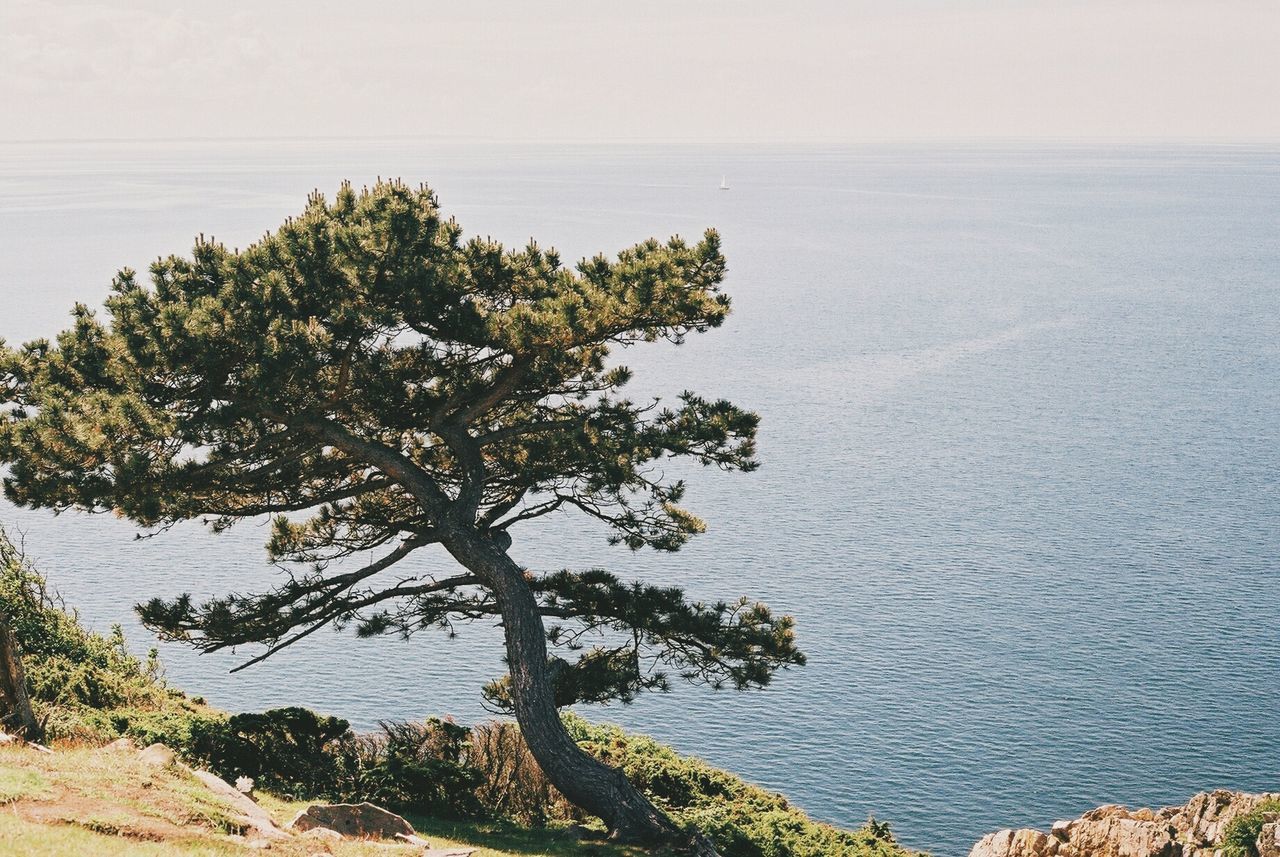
[186,707,481,819]
[186,706,349,797]
[0,526,202,741]
[0,181,791,716]
[482,570,803,711]
[329,719,483,819]
[428,711,914,856]
[1222,799,1280,857]
[563,715,911,857]
[171,705,914,857]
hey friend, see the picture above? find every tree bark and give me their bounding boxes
[442,530,719,856]
[0,612,39,739]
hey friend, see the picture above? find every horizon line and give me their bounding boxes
[3,133,1280,148]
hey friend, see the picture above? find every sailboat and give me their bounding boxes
[719,175,730,191]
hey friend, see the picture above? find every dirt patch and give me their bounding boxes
[13,790,208,842]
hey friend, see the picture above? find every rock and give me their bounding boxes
[1062,808,1174,856]
[969,828,1059,856]
[396,833,433,847]
[302,827,343,842]
[287,802,417,840]
[0,733,15,745]
[422,849,476,857]
[104,737,137,752]
[1259,822,1280,857]
[969,790,1280,857]
[1169,789,1279,852]
[138,743,177,767]
[190,769,290,840]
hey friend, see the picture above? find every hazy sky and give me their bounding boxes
[3,0,1278,141]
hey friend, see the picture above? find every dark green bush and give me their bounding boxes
[330,719,482,818]
[188,706,349,797]
[190,707,482,818]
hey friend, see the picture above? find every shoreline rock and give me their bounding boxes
[970,789,1280,857]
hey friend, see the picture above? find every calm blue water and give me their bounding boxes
[1,140,1277,856]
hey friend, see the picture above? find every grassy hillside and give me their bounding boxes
[0,527,917,857]
[0,741,645,857]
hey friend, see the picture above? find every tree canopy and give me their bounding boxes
[0,180,802,848]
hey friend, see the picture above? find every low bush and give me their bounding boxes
[187,708,482,818]
[1222,798,1280,857]
[0,527,211,743]
[467,719,574,825]
[564,715,909,857]
[331,719,482,818]
[187,706,349,798]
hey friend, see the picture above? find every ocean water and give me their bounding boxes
[0,139,1277,855]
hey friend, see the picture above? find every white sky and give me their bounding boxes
[3,0,1278,142]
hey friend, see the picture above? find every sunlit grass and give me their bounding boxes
[0,743,672,857]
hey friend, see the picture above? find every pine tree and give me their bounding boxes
[0,181,803,851]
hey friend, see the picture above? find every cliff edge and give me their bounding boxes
[970,789,1280,857]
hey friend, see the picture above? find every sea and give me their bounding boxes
[0,139,1276,856]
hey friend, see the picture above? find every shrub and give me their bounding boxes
[331,719,482,818]
[190,708,482,818]
[1222,799,1280,857]
[188,706,349,798]
[467,720,575,825]
[0,526,204,742]
[563,714,910,857]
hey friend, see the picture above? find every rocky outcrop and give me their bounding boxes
[1258,821,1280,857]
[190,769,290,841]
[970,790,1280,857]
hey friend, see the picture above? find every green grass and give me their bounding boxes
[259,791,657,857]
[0,743,666,857]
[0,766,51,804]
[0,813,243,857]
[386,814,654,857]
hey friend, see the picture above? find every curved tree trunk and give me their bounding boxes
[442,532,718,856]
